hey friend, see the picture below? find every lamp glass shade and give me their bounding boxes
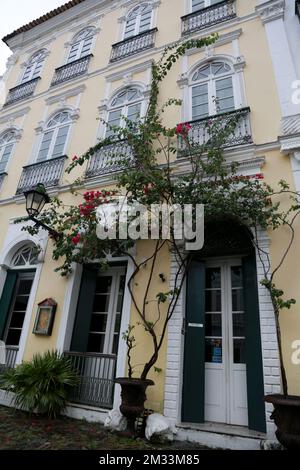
[24,185,49,217]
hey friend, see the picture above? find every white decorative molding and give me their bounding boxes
[185,29,243,57]
[105,59,153,82]
[123,73,133,85]
[45,85,86,105]
[281,114,300,136]
[0,106,30,125]
[177,73,188,89]
[233,55,246,72]
[280,136,300,153]
[98,99,109,113]
[256,0,285,25]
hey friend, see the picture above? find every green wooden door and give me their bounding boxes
[182,260,206,423]
[243,254,266,433]
[0,271,18,339]
[71,266,97,352]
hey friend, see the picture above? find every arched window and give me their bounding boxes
[67,27,95,63]
[124,4,152,39]
[192,0,223,13]
[37,111,72,162]
[21,49,47,84]
[11,244,38,268]
[0,130,17,173]
[106,87,143,137]
[190,61,235,119]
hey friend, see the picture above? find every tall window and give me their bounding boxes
[190,61,235,120]
[21,50,47,84]
[0,130,17,173]
[192,0,223,12]
[106,88,143,137]
[124,4,152,39]
[67,28,95,63]
[37,111,72,162]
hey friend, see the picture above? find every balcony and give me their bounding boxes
[85,140,133,179]
[16,155,67,194]
[296,0,300,22]
[0,346,18,373]
[64,351,117,409]
[110,28,158,62]
[51,54,93,86]
[4,77,40,107]
[178,107,252,155]
[181,0,236,36]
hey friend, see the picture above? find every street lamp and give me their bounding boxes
[24,184,61,240]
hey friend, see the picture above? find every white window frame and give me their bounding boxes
[36,111,73,162]
[20,50,47,84]
[189,62,236,120]
[123,3,153,40]
[67,27,96,64]
[105,87,144,138]
[0,130,17,174]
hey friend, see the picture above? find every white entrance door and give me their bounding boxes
[204,259,248,426]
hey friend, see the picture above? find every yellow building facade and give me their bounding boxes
[0,0,299,449]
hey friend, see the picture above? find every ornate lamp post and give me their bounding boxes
[24,184,61,240]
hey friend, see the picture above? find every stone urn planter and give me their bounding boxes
[115,377,154,435]
[264,394,300,449]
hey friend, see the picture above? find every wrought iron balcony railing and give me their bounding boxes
[110,28,158,62]
[181,0,236,35]
[85,140,133,179]
[4,77,40,107]
[0,346,18,373]
[178,107,252,155]
[16,155,67,194]
[51,54,93,86]
[64,351,117,409]
[296,0,300,22]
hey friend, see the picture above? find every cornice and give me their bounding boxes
[0,106,30,125]
[45,84,86,105]
[256,0,285,25]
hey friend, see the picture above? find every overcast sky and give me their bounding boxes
[0,0,66,75]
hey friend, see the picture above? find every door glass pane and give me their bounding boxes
[205,313,221,336]
[5,276,34,347]
[87,333,105,353]
[112,275,126,354]
[231,266,245,364]
[205,338,222,363]
[233,338,246,364]
[192,0,205,12]
[205,267,222,363]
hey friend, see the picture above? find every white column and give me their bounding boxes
[256,1,300,119]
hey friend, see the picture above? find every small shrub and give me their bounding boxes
[0,350,78,418]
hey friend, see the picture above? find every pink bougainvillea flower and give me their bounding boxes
[254,173,264,180]
[71,233,81,245]
[72,155,78,162]
[175,122,191,136]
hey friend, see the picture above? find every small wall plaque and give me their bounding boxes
[33,298,57,336]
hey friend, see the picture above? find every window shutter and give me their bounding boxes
[242,254,266,433]
[71,266,97,352]
[0,271,18,339]
[182,260,206,423]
